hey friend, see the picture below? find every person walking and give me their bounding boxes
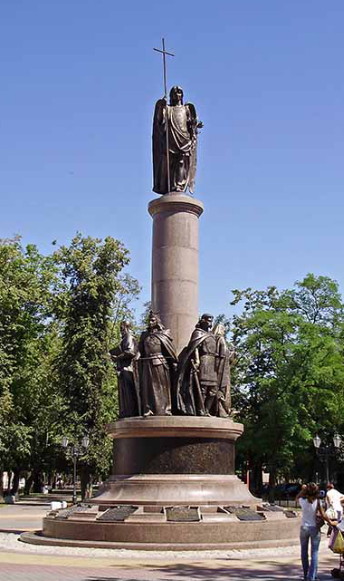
[296,482,327,581]
[326,482,344,521]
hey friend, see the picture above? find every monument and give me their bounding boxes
[23,39,299,550]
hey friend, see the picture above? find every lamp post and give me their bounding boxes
[62,436,89,504]
[313,433,342,483]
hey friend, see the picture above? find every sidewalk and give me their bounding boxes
[0,505,341,580]
[0,504,48,532]
[0,544,340,581]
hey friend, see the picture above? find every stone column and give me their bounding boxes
[148,193,204,354]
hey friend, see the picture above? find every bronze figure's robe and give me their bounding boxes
[138,329,178,416]
[215,334,231,418]
[111,330,140,418]
[152,86,201,195]
[176,328,217,416]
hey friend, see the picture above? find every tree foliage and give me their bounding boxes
[231,274,344,491]
[0,237,59,491]
[0,234,139,497]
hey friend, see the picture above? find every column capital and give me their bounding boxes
[148,193,204,218]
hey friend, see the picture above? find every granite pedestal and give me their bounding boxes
[94,417,255,506]
[39,417,300,549]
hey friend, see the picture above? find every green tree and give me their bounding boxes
[230,274,344,493]
[52,233,139,497]
[0,237,60,496]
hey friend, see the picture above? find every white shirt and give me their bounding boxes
[299,497,317,527]
[337,519,344,532]
[327,488,343,514]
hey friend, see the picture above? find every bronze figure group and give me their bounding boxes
[111,312,235,419]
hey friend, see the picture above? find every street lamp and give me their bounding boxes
[313,433,342,483]
[62,436,89,504]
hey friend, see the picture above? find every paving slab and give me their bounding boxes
[0,553,340,581]
[0,531,342,579]
[0,505,342,580]
[0,504,48,532]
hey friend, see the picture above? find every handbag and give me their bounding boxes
[326,507,337,520]
[316,513,325,530]
[316,500,325,530]
[330,528,344,553]
[329,528,338,550]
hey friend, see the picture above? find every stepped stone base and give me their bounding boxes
[26,417,300,550]
[91,416,257,507]
[38,511,300,549]
[93,474,257,507]
[21,528,300,551]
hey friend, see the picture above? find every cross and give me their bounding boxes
[153,38,175,100]
[153,38,175,192]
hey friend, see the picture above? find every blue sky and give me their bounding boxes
[1,1,343,319]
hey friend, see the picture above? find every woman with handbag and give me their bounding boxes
[296,482,328,581]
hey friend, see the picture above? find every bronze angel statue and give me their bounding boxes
[152,86,203,195]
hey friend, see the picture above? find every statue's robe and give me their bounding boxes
[138,329,178,416]
[215,335,231,417]
[110,331,140,418]
[176,328,217,416]
[153,99,198,194]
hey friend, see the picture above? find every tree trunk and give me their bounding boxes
[250,461,263,495]
[0,471,4,503]
[47,472,55,488]
[33,470,44,493]
[6,470,12,494]
[24,472,34,495]
[268,468,277,502]
[80,467,92,501]
[10,468,20,495]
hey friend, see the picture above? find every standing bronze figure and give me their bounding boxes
[152,86,203,195]
[110,321,140,418]
[214,323,234,418]
[138,311,178,416]
[176,314,217,416]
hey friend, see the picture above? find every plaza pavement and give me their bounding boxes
[0,504,342,580]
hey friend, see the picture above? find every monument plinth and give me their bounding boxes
[149,194,203,354]
[38,414,299,549]
[91,416,256,507]
[37,413,299,549]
